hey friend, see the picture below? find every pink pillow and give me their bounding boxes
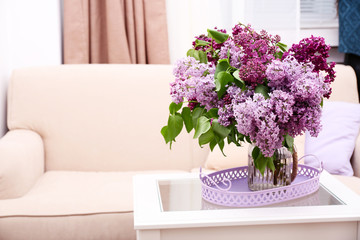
[305,101,360,176]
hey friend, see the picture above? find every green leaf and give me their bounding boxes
[167,114,183,140]
[161,126,170,144]
[187,49,195,57]
[193,50,200,61]
[212,119,231,139]
[238,133,245,142]
[187,49,202,62]
[198,50,208,64]
[276,51,283,59]
[195,39,211,47]
[255,84,270,99]
[276,42,287,52]
[207,29,229,43]
[210,138,217,151]
[193,116,211,139]
[205,108,219,118]
[256,154,268,175]
[181,107,193,133]
[245,135,251,143]
[169,102,183,115]
[217,139,226,156]
[232,70,246,89]
[216,71,234,98]
[227,125,242,146]
[232,70,241,81]
[199,128,215,146]
[192,107,205,129]
[214,59,230,79]
[320,98,324,107]
[284,134,294,153]
[284,134,294,148]
[252,146,261,161]
[267,156,275,171]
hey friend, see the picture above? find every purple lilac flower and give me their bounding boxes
[233,94,283,157]
[238,58,266,86]
[170,57,217,110]
[287,103,322,138]
[218,39,243,68]
[266,60,286,87]
[290,72,325,106]
[283,36,335,98]
[218,87,253,127]
[270,90,295,124]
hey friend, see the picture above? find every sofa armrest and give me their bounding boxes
[352,135,360,178]
[0,129,44,199]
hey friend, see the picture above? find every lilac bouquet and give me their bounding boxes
[161,23,335,174]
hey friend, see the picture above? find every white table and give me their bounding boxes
[133,170,360,240]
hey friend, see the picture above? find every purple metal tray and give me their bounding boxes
[200,164,322,207]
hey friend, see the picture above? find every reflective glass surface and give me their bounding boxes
[158,178,343,212]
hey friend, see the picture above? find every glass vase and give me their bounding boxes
[247,144,297,191]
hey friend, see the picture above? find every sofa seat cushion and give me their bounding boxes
[0,170,185,240]
[333,175,360,195]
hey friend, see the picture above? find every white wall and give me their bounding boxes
[166,0,246,64]
[0,0,62,136]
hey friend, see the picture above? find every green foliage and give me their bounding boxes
[194,116,211,139]
[195,39,211,47]
[187,49,208,63]
[251,146,275,175]
[255,84,270,99]
[181,107,193,133]
[199,128,215,146]
[162,101,233,156]
[161,126,170,143]
[215,71,234,98]
[192,107,205,129]
[169,102,183,115]
[276,42,287,52]
[207,29,229,43]
[205,108,219,118]
[275,42,287,59]
[232,70,246,90]
[284,134,294,153]
[214,59,230,79]
[212,119,231,139]
[167,114,183,141]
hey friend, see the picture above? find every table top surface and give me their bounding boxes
[133,170,360,230]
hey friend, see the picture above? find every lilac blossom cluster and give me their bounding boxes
[169,23,335,157]
[283,35,336,98]
[170,57,217,110]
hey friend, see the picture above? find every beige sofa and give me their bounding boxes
[0,64,359,240]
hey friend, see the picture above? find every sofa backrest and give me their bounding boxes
[328,64,359,103]
[8,64,208,172]
[328,64,360,177]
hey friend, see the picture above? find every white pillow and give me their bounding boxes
[305,101,360,176]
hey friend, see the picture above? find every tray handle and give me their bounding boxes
[298,154,323,173]
[199,167,232,191]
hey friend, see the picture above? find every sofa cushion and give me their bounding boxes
[305,101,360,176]
[0,212,134,240]
[0,170,184,240]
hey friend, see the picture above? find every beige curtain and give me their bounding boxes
[63,0,170,64]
